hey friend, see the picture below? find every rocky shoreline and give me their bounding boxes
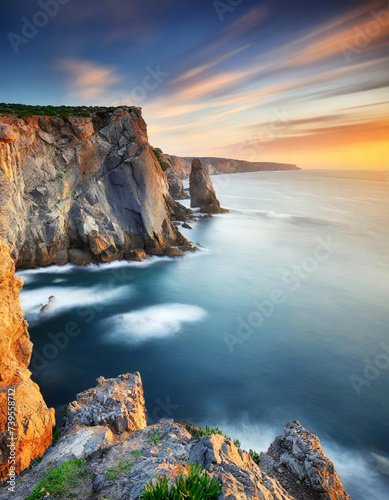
[0,373,350,500]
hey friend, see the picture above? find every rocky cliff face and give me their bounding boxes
[0,239,55,481]
[2,373,350,500]
[0,107,190,268]
[168,155,300,178]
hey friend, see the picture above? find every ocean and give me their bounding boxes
[19,169,389,499]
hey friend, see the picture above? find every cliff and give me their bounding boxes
[167,155,300,178]
[0,239,55,482]
[0,107,191,268]
[2,373,350,500]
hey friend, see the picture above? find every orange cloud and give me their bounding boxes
[57,58,121,99]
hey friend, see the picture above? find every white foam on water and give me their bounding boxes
[20,285,129,323]
[102,303,207,344]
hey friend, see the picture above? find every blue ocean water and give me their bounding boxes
[19,170,389,499]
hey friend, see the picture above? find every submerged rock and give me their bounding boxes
[189,158,227,213]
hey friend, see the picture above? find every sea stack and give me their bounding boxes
[189,158,226,214]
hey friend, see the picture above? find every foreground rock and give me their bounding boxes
[0,240,55,481]
[260,421,351,500]
[189,158,227,214]
[0,107,192,268]
[1,374,350,500]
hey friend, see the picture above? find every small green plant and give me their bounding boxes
[233,438,241,448]
[29,456,42,468]
[152,148,171,172]
[57,199,61,204]
[141,464,221,500]
[133,450,142,459]
[249,449,261,465]
[52,428,62,445]
[185,424,229,440]
[25,458,88,499]
[104,460,133,481]
[149,430,161,445]
[62,404,68,420]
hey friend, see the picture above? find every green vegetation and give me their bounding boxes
[152,148,171,172]
[62,404,68,420]
[52,428,62,445]
[185,423,241,448]
[249,449,261,465]
[133,450,142,459]
[104,460,133,481]
[0,103,131,119]
[140,464,221,500]
[149,430,161,445]
[25,458,89,499]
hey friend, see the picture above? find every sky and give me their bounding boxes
[1,0,388,169]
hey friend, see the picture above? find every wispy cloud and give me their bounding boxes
[57,58,122,100]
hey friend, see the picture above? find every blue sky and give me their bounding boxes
[1,0,388,168]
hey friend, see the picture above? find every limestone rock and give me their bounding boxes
[0,107,192,268]
[260,420,351,500]
[65,373,147,436]
[189,158,226,213]
[0,240,55,481]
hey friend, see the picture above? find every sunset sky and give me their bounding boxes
[1,0,388,169]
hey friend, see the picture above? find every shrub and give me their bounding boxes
[149,430,161,445]
[152,148,171,172]
[185,423,229,440]
[25,458,88,499]
[249,449,261,465]
[140,464,221,500]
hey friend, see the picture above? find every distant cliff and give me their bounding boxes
[167,154,299,179]
[0,107,191,268]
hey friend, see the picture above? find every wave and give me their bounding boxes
[102,303,207,344]
[20,284,130,324]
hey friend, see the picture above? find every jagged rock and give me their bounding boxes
[189,158,226,213]
[260,420,351,500]
[1,377,350,500]
[65,373,147,436]
[0,108,192,268]
[190,434,294,500]
[0,240,55,481]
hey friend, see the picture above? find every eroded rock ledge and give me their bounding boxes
[0,107,192,268]
[0,240,55,481]
[1,373,350,500]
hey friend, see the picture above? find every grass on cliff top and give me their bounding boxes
[141,463,221,500]
[0,103,133,118]
[24,458,90,499]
